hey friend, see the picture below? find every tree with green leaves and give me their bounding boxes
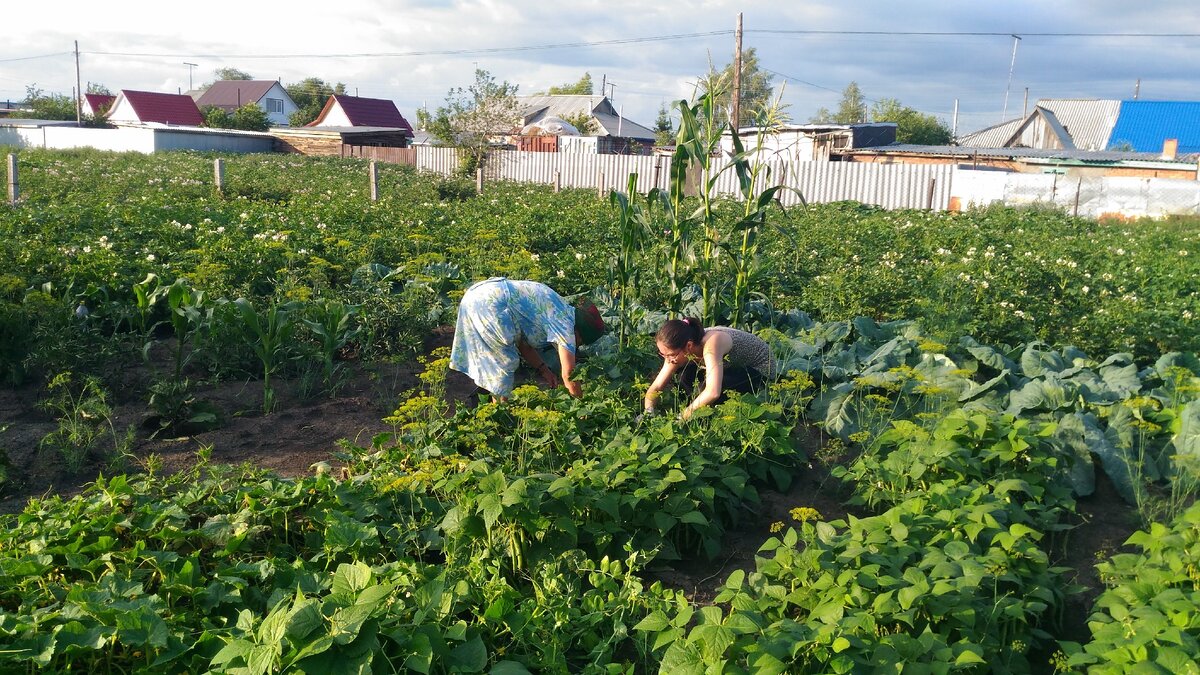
[547,73,593,95]
[706,48,774,128]
[429,69,520,176]
[415,107,432,130]
[23,85,75,121]
[213,68,253,82]
[811,81,867,124]
[559,112,595,135]
[285,78,347,126]
[869,98,952,144]
[203,103,270,132]
[654,103,674,146]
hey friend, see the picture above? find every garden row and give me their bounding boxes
[2,313,1197,671]
[0,149,1196,391]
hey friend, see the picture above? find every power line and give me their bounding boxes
[0,52,73,63]
[8,28,1200,65]
[80,31,732,60]
[751,30,1200,38]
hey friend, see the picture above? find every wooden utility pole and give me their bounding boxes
[74,41,82,125]
[732,13,743,134]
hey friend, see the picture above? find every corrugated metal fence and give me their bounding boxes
[404,147,955,210]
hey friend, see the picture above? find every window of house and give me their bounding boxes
[265,98,284,114]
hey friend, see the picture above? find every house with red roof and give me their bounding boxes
[107,90,204,127]
[82,93,116,118]
[307,95,414,135]
[194,80,298,126]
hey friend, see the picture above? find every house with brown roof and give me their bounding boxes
[82,93,116,118]
[307,94,414,134]
[272,95,414,155]
[194,80,298,126]
[106,90,204,127]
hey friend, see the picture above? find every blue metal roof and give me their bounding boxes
[1106,101,1200,153]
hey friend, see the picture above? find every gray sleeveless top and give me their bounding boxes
[707,327,778,379]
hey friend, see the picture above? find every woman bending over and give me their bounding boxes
[643,317,777,420]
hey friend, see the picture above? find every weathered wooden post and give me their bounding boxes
[1073,177,1083,217]
[6,154,17,205]
[597,170,605,199]
[553,170,561,193]
[213,158,225,194]
[369,160,379,202]
[476,167,484,194]
[926,177,937,210]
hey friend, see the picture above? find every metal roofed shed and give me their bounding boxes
[842,143,1200,180]
[958,99,1121,151]
[514,95,656,142]
[1106,101,1200,154]
[720,123,896,162]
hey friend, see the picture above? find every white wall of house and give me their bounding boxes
[259,82,298,126]
[313,105,352,127]
[105,98,144,124]
[720,130,822,162]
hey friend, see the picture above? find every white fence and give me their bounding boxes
[952,170,1200,219]
[1,125,277,154]
[412,147,955,211]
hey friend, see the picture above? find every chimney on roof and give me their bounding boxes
[1162,138,1178,161]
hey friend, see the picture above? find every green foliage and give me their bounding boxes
[212,67,253,82]
[203,105,232,129]
[811,81,867,124]
[1061,501,1200,672]
[705,47,775,129]
[559,111,595,135]
[231,103,271,132]
[546,73,593,95]
[653,104,674,146]
[23,84,76,120]
[37,372,129,473]
[285,77,347,126]
[871,97,953,144]
[1,147,1199,673]
[231,297,301,413]
[301,298,359,395]
[204,103,270,131]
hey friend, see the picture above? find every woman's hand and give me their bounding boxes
[564,379,582,398]
[538,364,560,388]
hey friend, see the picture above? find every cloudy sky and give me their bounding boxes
[4,0,1199,136]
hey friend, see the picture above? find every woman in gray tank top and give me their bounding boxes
[642,317,777,420]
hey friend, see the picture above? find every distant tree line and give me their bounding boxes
[811,81,953,145]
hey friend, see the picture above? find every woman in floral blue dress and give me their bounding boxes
[450,278,606,399]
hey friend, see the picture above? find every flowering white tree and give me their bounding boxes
[428,69,520,177]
